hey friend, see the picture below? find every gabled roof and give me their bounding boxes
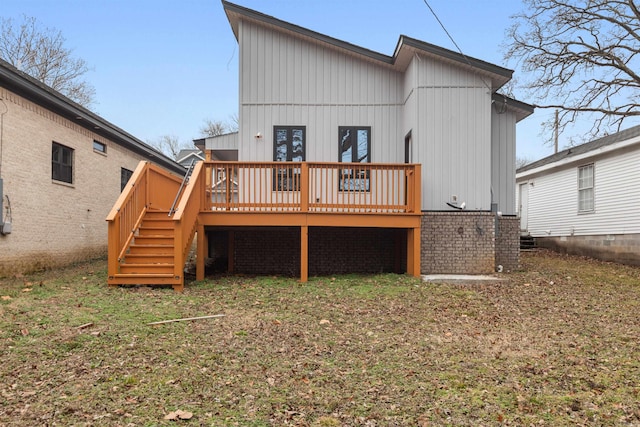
[222,1,513,90]
[517,124,640,175]
[0,58,185,175]
[176,149,205,164]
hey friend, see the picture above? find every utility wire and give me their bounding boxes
[421,0,493,92]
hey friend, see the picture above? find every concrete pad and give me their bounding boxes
[422,274,506,285]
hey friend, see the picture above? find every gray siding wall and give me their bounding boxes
[491,109,517,214]
[238,20,404,164]
[237,21,497,212]
[405,54,493,211]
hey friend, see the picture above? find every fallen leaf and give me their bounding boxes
[165,409,193,420]
[176,409,193,420]
[164,412,178,420]
[21,329,29,336]
[22,288,32,293]
[1,295,11,300]
[267,377,275,386]
[319,319,330,325]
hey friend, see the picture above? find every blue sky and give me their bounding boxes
[4,0,567,161]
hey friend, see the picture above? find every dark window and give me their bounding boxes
[273,126,305,191]
[338,126,371,191]
[121,167,133,192]
[93,140,106,153]
[52,142,73,184]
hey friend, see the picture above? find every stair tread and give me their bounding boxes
[125,254,173,257]
[121,262,174,266]
[114,273,175,278]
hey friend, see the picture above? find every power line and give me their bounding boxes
[421,0,493,92]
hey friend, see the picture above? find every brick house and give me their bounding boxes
[0,58,184,276]
[107,2,533,290]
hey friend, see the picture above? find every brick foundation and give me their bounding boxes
[421,212,496,274]
[495,215,520,272]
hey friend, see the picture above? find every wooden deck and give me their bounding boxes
[107,161,421,291]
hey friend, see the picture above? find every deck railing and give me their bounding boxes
[173,161,205,280]
[204,161,420,214]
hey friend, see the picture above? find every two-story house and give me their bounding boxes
[107,1,533,290]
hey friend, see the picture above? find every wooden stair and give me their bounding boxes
[109,210,183,291]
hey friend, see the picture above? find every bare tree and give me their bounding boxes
[0,16,96,107]
[149,135,189,159]
[516,156,532,169]
[505,0,640,143]
[200,119,227,137]
[200,114,238,137]
[227,113,239,132]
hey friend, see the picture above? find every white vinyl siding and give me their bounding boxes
[517,147,640,237]
[577,164,594,213]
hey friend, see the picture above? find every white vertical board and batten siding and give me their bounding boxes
[406,54,492,211]
[238,21,403,165]
[523,147,640,237]
[491,109,517,214]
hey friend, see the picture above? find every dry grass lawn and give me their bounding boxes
[1,250,639,426]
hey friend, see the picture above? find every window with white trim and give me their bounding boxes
[578,163,594,213]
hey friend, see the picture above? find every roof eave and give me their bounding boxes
[222,0,394,65]
[0,60,184,176]
[492,93,535,122]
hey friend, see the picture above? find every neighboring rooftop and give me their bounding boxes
[517,124,640,174]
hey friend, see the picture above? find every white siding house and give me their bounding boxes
[215,1,533,274]
[516,125,640,265]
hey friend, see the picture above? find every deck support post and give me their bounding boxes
[300,225,308,282]
[407,226,421,277]
[196,224,206,281]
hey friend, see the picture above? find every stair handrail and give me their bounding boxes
[168,159,196,217]
[116,206,148,261]
[172,161,205,283]
[106,161,150,280]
